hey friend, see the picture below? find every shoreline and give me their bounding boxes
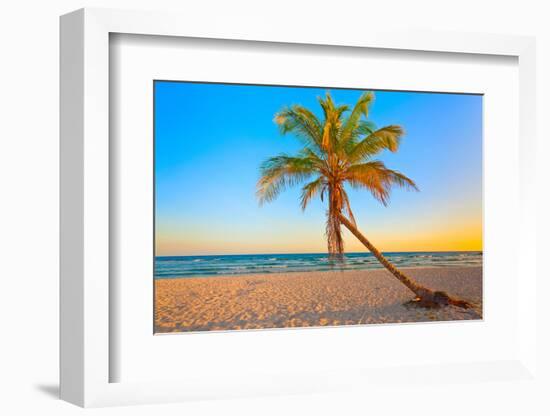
[154,252,483,280]
[155,266,482,333]
[154,264,482,280]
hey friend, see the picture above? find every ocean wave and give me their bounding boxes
[155,252,482,278]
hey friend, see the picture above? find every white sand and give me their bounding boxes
[155,266,482,333]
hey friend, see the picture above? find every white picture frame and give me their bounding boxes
[60,7,538,408]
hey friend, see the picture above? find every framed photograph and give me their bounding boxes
[153,80,483,334]
[60,8,539,408]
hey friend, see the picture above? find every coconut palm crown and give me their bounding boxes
[257,91,418,258]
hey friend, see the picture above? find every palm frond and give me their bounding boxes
[318,92,336,120]
[322,120,332,149]
[274,105,323,152]
[300,176,326,210]
[334,105,350,120]
[338,120,378,159]
[318,93,349,152]
[341,188,356,227]
[339,92,374,148]
[344,160,418,205]
[347,125,404,162]
[257,154,317,204]
[356,120,377,136]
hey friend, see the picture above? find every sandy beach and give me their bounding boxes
[154,266,482,333]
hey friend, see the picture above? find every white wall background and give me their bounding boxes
[0,1,548,415]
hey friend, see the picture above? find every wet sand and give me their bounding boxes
[154,266,482,333]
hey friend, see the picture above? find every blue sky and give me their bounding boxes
[155,81,482,255]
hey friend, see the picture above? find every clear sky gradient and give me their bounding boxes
[155,81,482,256]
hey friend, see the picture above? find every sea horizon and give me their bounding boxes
[154,250,483,279]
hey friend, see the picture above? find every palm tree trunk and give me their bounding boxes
[337,213,471,308]
[327,187,344,258]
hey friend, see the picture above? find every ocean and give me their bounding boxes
[154,251,482,279]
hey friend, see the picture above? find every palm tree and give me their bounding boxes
[257,91,470,308]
